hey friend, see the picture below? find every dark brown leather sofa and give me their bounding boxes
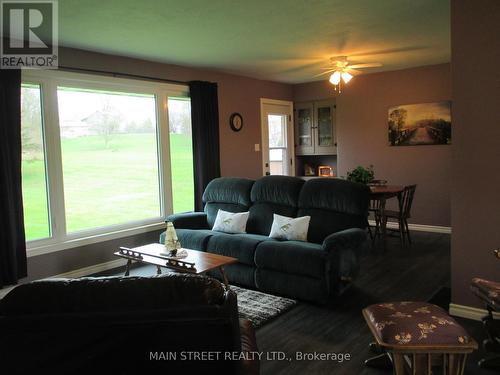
[0,273,259,375]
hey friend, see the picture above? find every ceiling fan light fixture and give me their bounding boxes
[341,71,353,83]
[329,71,341,85]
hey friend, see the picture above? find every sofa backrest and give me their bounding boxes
[297,178,370,243]
[247,176,304,235]
[0,274,229,315]
[203,177,254,228]
[0,274,241,374]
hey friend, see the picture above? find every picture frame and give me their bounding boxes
[388,101,451,146]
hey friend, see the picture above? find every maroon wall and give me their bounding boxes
[294,64,452,227]
[450,0,500,307]
[59,47,293,179]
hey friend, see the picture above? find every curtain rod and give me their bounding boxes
[57,65,188,86]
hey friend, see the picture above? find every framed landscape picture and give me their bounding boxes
[388,101,451,146]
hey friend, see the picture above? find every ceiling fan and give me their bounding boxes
[315,56,382,92]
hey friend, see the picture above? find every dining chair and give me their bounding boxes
[384,184,417,246]
[368,197,385,244]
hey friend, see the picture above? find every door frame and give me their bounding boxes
[259,98,295,176]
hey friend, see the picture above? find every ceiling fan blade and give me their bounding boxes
[345,68,362,75]
[313,70,336,78]
[347,63,383,69]
[347,46,427,58]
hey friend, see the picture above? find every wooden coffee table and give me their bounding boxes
[114,243,237,288]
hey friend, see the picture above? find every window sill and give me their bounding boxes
[27,222,166,258]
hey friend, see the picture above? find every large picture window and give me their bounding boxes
[21,84,50,241]
[57,87,161,232]
[168,98,194,213]
[21,71,194,252]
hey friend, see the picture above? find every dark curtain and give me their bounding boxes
[189,81,221,211]
[0,69,27,288]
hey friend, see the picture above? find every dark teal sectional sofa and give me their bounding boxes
[161,176,370,303]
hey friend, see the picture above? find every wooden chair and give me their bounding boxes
[384,184,417,247]
[368,197,385,244]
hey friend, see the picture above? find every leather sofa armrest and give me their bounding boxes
[322,228,367,254]
[239,318,260,375]
[165,212,209,229]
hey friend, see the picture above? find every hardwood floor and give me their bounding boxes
[256,232,496,375]
[101,231,496,374]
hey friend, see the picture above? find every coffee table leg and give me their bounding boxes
[219,266,230,289]
[156,265,162,275]
[124,259,132,276]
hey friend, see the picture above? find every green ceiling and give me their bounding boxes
[58,0,450,83]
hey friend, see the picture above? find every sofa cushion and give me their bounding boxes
[254,240,326,278]
[298,178,370,243]
[298,209,369,244]
[203,178,254,228]
[161,229,214,251]
[255,269,327,303]
[363,302,476,348]
[247,176,304,235]
[208,263,256,288]
[207,233,271,266]
[250,176,304,206]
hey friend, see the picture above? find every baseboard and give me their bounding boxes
[449,303,500,321]
[368,220,451,234]
[51,258,128,279]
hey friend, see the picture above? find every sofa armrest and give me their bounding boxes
[239,318,260,375]
[322,228,367,254]
[165,212,209,230]
[322,228,368,296]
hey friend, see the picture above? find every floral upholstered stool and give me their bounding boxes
[362,302,477,375]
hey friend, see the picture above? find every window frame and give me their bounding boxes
[21,70,189,256]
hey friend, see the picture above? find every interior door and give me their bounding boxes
[260,99,294,176]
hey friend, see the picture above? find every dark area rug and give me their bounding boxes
[231,285,297,328]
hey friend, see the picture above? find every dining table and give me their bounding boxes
[369,185,405,247]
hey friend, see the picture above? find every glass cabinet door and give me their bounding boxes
[295,103,315,155]
[317,105,332,147]
[294,100,336,156]
[315,101,336,154]
[297,108,312,146]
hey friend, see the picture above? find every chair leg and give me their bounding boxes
[373,214,379,237]
[404,219,412,245]
[398,218,405,247]
[479,354,500,371]
[364,353,392,369]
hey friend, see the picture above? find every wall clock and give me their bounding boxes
[229,112,243,132]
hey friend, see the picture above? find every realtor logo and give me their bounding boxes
[1,0,58,69]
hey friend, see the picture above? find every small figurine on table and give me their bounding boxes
[164,221,181,256]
